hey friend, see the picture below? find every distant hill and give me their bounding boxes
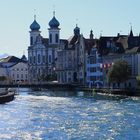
[0,53,9,59]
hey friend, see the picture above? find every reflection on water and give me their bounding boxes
[0,89,140,140]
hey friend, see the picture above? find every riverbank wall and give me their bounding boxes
[94,88,140,97]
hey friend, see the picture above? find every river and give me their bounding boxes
[0,89,140,140]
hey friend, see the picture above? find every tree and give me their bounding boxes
[107,60,130,84]
[136,75,140,86]
[0,76,7,81]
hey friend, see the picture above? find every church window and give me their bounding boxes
[38,54,41,63]
[55,34,58,43]
[50,34,52,43]
[33,56,36,63]
[30,37,33,45]
[29,57,32,63]
[43,56,45,63]
[49,55,51,63]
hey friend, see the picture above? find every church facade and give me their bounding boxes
[28,13,61,83]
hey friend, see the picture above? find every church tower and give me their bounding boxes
[29,15,41,46]
[48,11,60,45]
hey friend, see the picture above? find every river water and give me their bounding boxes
[0,89,140,140]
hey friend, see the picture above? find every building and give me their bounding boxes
[98,29,140,88]
[57,28,98,85]
[0,55,28,84]
[28,13,65,83]
[86,47,103,88]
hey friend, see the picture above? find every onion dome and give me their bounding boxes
[74,24,80,36]
[30,16,40,31]
[49,12,60,28]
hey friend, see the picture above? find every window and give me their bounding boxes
[49,55,51,63]
[30,37,33,45]
[21,74,23,78]
[38,54,40,63]
[117,83,120,88]
[43,56,45,63]
[17,74,19,79]
[90,67,96,72]
[129,82,131,88]
[90,57,96,64]
[33,56,36,63]
[90,76,96,81]
[30,57,32,63]
[50,34,52,43]
[55,34,58,43]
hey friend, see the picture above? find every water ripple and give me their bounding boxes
[0,90,140,139]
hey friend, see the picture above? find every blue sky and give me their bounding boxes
[0,0,140,57]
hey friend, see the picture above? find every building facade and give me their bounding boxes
[28,13,60,83]
[86,47,103,88]
[57,28,97,85]
[98,29,140,88]
[0,56,28,84]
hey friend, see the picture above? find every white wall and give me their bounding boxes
[10,62,28,83]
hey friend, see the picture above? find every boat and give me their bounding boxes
[0,88,15,104]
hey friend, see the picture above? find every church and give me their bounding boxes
[28,12,62,83]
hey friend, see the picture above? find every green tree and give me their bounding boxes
[107,60,130,84]
[0,76,7,81]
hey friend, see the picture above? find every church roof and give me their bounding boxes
[30,20,40,31]
[49,16,60,28]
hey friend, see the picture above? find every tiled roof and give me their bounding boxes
[42,38,49,46]
[68,35,79,45]
[85,38,97,54]
[0,56,25,63]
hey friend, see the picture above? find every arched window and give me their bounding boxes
[30,37,33,45]
[50,34,52,43]
[55,34,59,43]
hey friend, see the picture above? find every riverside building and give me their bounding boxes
[0,55,28,84]
[99,29,140,88]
